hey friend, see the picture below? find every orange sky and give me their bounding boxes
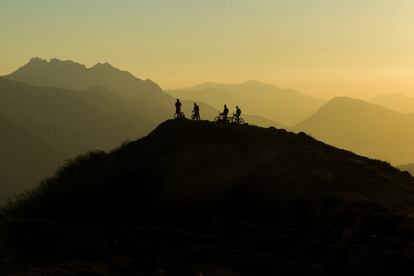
[2,0,414,99]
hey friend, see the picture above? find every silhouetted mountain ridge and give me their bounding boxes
[8,119,414,219]
[0,77,158,198]
[0,60,287,199]
[0,77,153,156]
[7,58,164,99]
[4,119,414,275]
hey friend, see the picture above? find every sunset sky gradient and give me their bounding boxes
[2,0,414,98]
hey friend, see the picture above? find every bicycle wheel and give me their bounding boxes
[214,116,221,122]
[239,118,245,124]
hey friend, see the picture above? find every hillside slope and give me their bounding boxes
[295,97,414,164]
[0,116,62,200]
[0,77,157,198]
[370,94,414,114]
[0,77,153,156]
[3,119,414,275]
[10,119,414,219]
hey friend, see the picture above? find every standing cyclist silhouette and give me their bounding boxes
[175,99,183,118]
[221,104,229,121]
[192,103,200,120]
[235,106,242,123]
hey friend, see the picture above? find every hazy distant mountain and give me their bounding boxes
[6,58,283,128]
[4,120,414,274]
[167,80,324,126]
[243,114,287,129]
[370,94,414,114]
[295,97,414,164]
[0,77,154,156]
[7,57,164,98]
[6,57,176,123]
[0,62,283,197]
[0,87,277,200]
[0,115,62,199]
[0,77,163,197]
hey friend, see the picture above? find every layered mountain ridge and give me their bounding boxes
[295,97,414,164]
[168,80,324,125]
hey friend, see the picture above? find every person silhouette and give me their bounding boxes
[175,99,182,117]
[235,106,241,123]
[192,103,200,120]
[221,104,229,121]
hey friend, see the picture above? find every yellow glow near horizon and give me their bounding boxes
[1,0,414,99]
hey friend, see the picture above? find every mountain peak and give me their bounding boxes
[294,95,414,164]
[5,119,414,274]
[8,118,414,220]
[17,58,117,74]
[50,58,87,70]
[324,97,396,114]
[243,80,264,85]
[16,58,88,74]
[324,96,362,107]
[90,62,116,71]
[6,57,167,97]
[28,57,47,65]
[328,96,364,104]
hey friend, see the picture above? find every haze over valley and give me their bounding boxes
[3,1,414,275]
[2,57,414,200]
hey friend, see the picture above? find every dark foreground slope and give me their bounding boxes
[2,120,414,275]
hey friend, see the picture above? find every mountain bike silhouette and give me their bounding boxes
[214,112,229,123]
[174,111,186,119]
[214,112,245,124]
[229,113,245,124]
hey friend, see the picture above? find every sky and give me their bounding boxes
[1,0,414,99]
